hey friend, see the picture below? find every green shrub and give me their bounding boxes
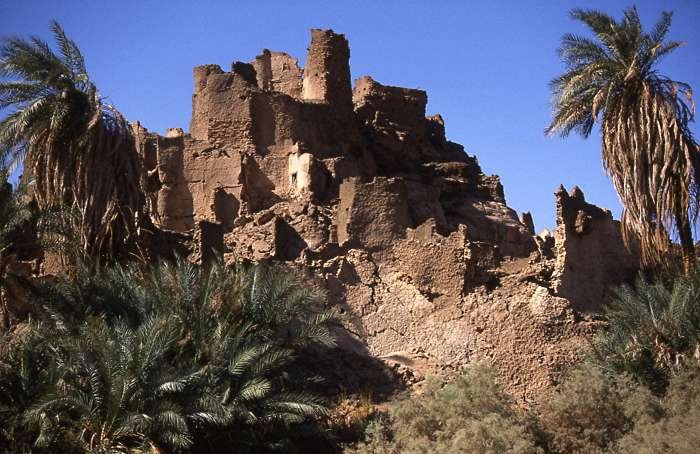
[347,361,700,454]
[348,363,542,453]
[539,364,662,453]
[1,258,336,453]
[593,268,700,393]
[615,365,700,453]
[0,168,34,329]
[0,324,58,452]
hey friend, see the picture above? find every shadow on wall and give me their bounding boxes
[212,187,239,231]
[241,155,282,213]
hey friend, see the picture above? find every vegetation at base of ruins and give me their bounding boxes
[326,391,378,446]
[347,267,700,453]
[0,20,145,259]
[348,359,700,453]
[0,256,337,453]
[6,227,696,453]
[592,267,700,394]
[542,269,700,453]
[0,168,34,330]
[546,7,700,271]
[614,364,700,453]
[538,361,700,454]
[538,363,661,453]
[346,363,543,454]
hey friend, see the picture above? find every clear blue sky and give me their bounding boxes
[2,0,699,231]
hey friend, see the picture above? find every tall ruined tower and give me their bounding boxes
[302,29,353,113]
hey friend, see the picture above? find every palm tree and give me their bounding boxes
[0,169,33,329]
[25,257,146,330]
[0,323,57,452]
[593,268,700,393]
[20,257,336,451]
[25,315,201,452]
[191,320,330,452]
[142,257,337,357]
[143,258,334,451]
[546,7,700,271]
[0,21,145,258]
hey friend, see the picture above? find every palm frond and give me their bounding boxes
[548,7,700,267]
[4,256,334,450]
[0,21,146,259]
[593,268,700,393]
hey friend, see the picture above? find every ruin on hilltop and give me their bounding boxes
[124,29,637,399]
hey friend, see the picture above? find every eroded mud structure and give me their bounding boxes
[131,29,638,400]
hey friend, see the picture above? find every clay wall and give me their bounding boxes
[302,29,353,113]
[155,134,193,231]
[189,64,256,150]
[123,29,638,402]
[390,221,471,305]
[143,128,246,232]
[404,180,449,230]
[353,76,428,140]
[253,50,303,98]
[552,186,639,312]
[337,177,410,253]
[190,64,222,141]
[288,152,327,198]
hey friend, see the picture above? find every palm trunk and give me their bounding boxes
[675,212,695,275]
[0,289,9,330]
[0,259,8,330]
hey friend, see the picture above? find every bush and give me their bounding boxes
[539,364,662,453]
[0,258,337,453]
[327,393,377,445]
[539,263,700,453]
[347,360,700,454]
[615,365,700,453]
[593,268,700,393]
[348,363,542,453]
[0,169,35,329]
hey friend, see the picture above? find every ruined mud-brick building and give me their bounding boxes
[134,29,638,401]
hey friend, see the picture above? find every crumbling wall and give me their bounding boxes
[353,76,428,148]
[136,124,247,232]
[288,151,327,198]
[192,220,224,266]
[174,30,360,232]
[336,177,410,253]
[155,133,193,231]
[130,28,640,402]
[190,64,256,149]
[353,76,429,171]
[239,154,281,213]
[253,50,303,98]
[552,185,639,312]
[302,29,353,113]
[389,222,471,305]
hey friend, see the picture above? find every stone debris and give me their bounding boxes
[128,29,638,402]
